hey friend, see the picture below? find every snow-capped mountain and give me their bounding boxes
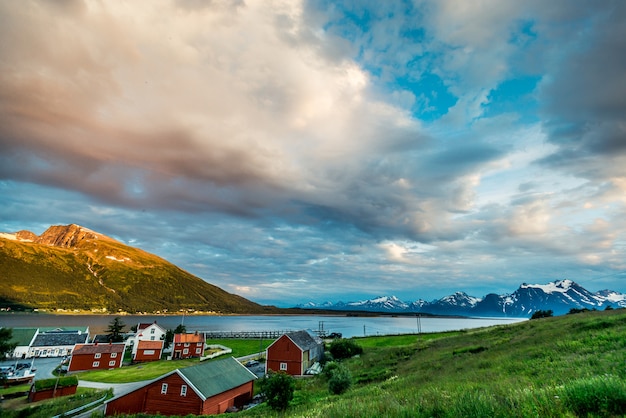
[298,280,626,317]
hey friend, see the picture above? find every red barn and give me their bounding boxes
[172,332,205,359]
[68,343,125,372]
[104,357,256,416]
[133,340,163,362]
[266,330,324,376]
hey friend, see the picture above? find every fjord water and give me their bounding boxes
[0,313,525,337]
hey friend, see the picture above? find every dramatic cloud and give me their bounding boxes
[1,0,625,305]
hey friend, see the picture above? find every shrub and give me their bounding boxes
[327,363,352,395]
[530,310,553,319]
[329,338,363,360]
[259,371,295,411]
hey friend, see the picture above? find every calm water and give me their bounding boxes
[0,313,526,338]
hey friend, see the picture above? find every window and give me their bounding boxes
[92,361,100,367]
[197,342,202,346]
[111,353,117,358]
[195,348,201,354]
[280,362,287,371]
[183,348,189,355]
[151,328,155,334]
[109,360,116,367]
[151,336,155,341]
[184,343,190,347]
[161,383,168,394]
[180,385,187,396]
[144,349,155,355]
[94,353,102,359]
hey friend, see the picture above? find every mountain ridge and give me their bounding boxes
[0,224,273,314]
[298,279,626,317]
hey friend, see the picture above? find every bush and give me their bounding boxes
[329,339,363,360]
[259,371,295,411]
[530,310,553,319]
[327,363,352,395]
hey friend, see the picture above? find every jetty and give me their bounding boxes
[202,329,330,339]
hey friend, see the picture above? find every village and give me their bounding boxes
[1,319,331,416]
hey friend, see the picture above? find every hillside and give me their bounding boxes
[241,308,626,417]
[0,224,271,314]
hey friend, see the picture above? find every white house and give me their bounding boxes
[130,322,166,356]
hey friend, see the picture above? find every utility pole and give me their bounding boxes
[416,314,422,334]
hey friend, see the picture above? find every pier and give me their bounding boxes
[202,329,329,339]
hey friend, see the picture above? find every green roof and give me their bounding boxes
[8,328,38,346]
[178,357,256,400]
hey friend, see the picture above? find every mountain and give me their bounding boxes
[299,279,626,317]
[0,224,272,314]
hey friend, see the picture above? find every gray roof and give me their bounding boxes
[73,343,125,355]
[179,357,256,400]
[32,330,89,347]
[285,330,323,352]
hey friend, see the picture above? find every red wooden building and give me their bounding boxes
[266,330,324,376]
[67,343,125,372]
[172,332,205,359]
[104,357,257,416]
[133,340,163,362]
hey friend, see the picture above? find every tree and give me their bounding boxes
[174,324,187,334]
[164,329,174,349]
[260,371,295,411]
[0,327,17,359]
[530,309,553,319]
[106,317,126,342]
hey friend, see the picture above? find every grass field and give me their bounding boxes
[76,338,271,383]
[235,309,626,417]
[5,310,625,417]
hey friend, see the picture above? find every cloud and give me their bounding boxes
[1,0,625,305]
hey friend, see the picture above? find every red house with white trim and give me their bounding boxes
[266,330,324,376]
[104,357,256,416]
[68,343,125,372]
[172,332,205,359]
[133,340,163,362]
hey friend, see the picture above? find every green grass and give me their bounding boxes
[77,358,198,383]
[76,339,270,383]
[237,309,626,417]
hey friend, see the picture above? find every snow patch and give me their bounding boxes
[106,255,131,262]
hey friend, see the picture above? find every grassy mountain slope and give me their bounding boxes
[242,309,626,417]
[0,225,271,314]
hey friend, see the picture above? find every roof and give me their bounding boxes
[8,328,38,346]
[178,357,256,400]
[136,340,163,350]
[32,330,89,347]
[137,322,165,332]
[73,343,125,355]
[174,333,204,343]
[284,330,323,352]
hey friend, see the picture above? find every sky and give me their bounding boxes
[1,1,626,307]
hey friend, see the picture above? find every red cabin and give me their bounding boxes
[266,330,324,376]
[68,343,125,372]
[172,332,205,359]
[104,357,256,416]
[133,340,163,362]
